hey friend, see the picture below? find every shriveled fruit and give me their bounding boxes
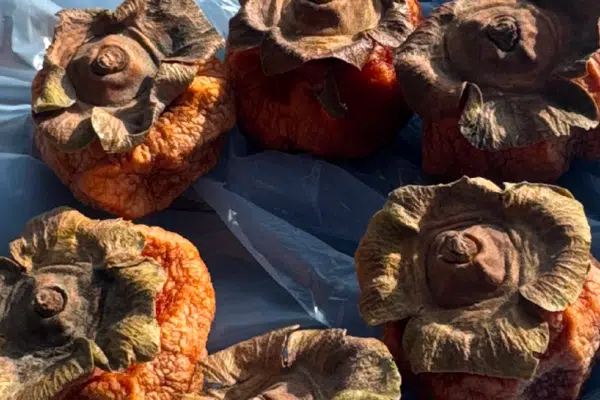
[31,0,235,219]
[184,326,402,399]
[0,207,215,399]
[356,177,600,400]
[226,0,422,159]
[395,0,600,183]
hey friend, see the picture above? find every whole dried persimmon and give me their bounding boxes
[31,0,236,219]
[185,326,402,399]
[356,177,600,400]
[395,0,600,183]
[226,0,422,159]
[0,207,215,399]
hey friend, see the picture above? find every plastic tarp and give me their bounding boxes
[0,0,599,398]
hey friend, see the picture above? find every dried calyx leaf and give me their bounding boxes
[355,177,592,379]
[0,207,167,399]
[228,0,417,76]
[394,0,600,150]
[190,326,401,399]
[32,0,224,154]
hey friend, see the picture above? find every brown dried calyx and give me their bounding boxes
[90,45,129,76]
[427,226,517,308]
[228,0,417,75]
[395,0,600,150]
[0,207,167,400]
[486,16,519,52]
[33,286,67,318]
[31,0,224,154]
[185,326,402,399]
[355,177,592,380]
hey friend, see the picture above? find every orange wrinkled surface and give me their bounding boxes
[406,0,423,27]
[227,38,416,159]
[422,116,574,183]
[422,53,600,183]
[383,261,600,400]
[34,57,235,220]
[66,224,216,400]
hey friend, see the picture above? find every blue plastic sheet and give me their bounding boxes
[1,0,600,398]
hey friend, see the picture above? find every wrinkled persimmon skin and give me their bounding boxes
[422,116,575,183]
[33,57,235,220]
[383,261,600,400]
[406,0,422,27]
[423,54,600,183]
[58,225,216,400]
[227,42,413,159]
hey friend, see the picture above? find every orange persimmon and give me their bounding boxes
[356,177,600,400]
[31,0,235,219]
[226,0,422,159]
[395,0,600,183]
[0,207,215,400]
